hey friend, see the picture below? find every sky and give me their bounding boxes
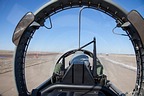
[0,0,144,54]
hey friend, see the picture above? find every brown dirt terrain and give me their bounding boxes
[0,51,136,96]
[0,50,14,74]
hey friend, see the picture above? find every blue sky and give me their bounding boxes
[0,0,144,54]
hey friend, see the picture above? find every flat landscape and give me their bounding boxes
[0,50,136,96]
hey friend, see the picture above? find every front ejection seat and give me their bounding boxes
[62,51,95,85]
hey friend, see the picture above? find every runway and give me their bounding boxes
[98,55,136,94]
[0,53,136,96]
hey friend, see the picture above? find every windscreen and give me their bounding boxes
[25,8,136,94]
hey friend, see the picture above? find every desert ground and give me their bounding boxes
[0,50,136,96]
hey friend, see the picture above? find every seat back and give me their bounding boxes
[62,62,95,85]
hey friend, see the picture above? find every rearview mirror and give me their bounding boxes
[12,12,34,46]
[127,10,144,46]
